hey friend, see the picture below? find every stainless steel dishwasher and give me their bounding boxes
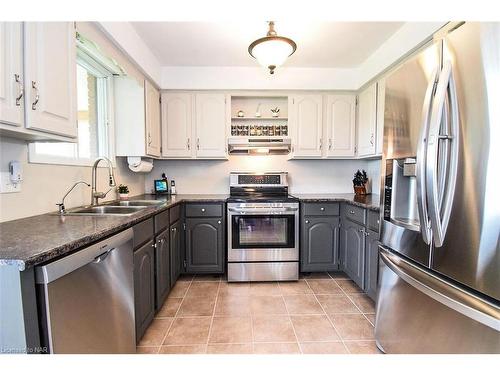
[35,228,135,353]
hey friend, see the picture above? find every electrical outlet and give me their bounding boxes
[0,172,21,193]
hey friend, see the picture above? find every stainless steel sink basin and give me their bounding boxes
[110,200,164,207]
[63,205,147,216]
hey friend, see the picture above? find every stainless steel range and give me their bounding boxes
[227,172,299,282]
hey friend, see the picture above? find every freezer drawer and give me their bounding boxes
[375,247,500,354]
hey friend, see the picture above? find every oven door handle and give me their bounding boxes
[228,207,299,214]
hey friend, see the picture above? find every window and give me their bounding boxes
[29,47,115,166]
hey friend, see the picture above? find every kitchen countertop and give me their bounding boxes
[0,193,379,271]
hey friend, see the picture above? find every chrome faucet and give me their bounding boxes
[91,157,116,205]
[57,181,91,215]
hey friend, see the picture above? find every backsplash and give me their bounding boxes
[145,156,381,196]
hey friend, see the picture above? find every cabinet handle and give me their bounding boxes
[319,138,322,150]
[328,138,332,150]
[201,208,206,212]
[158,238,165,244]
[359,228,365,233]
[31,81,39,110]
[320,207,325,211]
[14,74,23,106]
[197,138,200,150]
[187,138,191,150]
[152,243,157,248]
[365,231,370,236]
[217,220,221,225]
[171,227,177,233]
[370,133,374,146]
[305,220,310,224]
[350,210,355,214]
[148,132,152,146]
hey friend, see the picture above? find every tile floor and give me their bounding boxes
[136,272,381,354]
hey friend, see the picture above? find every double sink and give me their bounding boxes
[63,200,164,216]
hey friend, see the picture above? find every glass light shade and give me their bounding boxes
[251,38,294,69]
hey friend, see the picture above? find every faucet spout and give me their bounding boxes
[91,157,116,206]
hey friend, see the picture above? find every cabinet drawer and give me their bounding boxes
[154,209,169,234]
[185,203,223,217]
[367,210,380,232]
[169,204,181,223]
[302,203,340,216]
[343,204,366,225]
[133,218,154,249]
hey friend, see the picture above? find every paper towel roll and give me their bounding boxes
[127,157,153,173]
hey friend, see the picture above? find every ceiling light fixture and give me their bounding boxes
[248,21,297,75]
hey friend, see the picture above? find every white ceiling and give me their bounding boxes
[131,21,404,68]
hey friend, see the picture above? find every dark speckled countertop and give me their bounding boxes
[0,193,379,271]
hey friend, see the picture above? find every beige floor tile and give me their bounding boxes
[348,294,376,313]
[177,295,216,316]
[193,274,222,282]
[365,314,376,325]
[207,343,253,354]
[316,294,359,314]
[283,294,323,314]
[138,318,173,346]
[159,345,207,354]
[253,343,300,354]
[214,295,252,316]
[252,315,297,343]
[249,282,281,296]
[218,282,251,296]
[250,295,288,315]
[328,271,350,280]
[345,340,382,354]
[136,346,159,354]
[290,315,340,342]
[163,317,212,345]
[156,297,183,317]
[177,274,194,281]
[278,280,313,295]
[300,272,332,279]
[306,279,343,294]
[300,342,347,354]
[169,281,191,298]
[186,282,219,298]
[336,279,364,293]
[330,314,375,340]
[208,316,253,344]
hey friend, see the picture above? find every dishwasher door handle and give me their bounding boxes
[93,248,114,263]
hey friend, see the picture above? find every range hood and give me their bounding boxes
[228,137,291,155]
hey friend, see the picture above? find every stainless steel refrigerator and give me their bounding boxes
[375,22,500,353]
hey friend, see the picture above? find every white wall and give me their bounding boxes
[0,137,145,222]
[145,156,380,195]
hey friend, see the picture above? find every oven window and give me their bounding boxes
[232,215,295,249]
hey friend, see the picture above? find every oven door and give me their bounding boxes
[228,207,299,262]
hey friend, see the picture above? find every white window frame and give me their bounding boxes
[28,52,116,167]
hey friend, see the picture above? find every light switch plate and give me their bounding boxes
[0,172,21,193]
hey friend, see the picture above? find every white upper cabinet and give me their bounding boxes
[357,82,377,157]
[24,22,77,138]
[145,80,161,157]
[375,79,385,156]
[161,92,193,158]
[325,94,356,158]
[0,22,24,127]
[194,93,227,159]
[290,94,323,158]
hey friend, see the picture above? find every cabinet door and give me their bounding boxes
[155,229,170,310]
[24,22,77,137]
[325,95,356,157]
[0,22,24,127]
[375,79,385,155]
[161,93,193,158]
[357,82,377,157]
[145,80,161,157]
[185,217,224,273]
[195,93,227,158]
[134,240,155,342]
[301,216,340,272]
[290,95,323,158]
[169,220,182,286]
[364,228,379,300]
[340,220,365,288]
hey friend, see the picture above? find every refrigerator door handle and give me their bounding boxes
[416,68,439,245]
[426,61,460,247]
[379,247,500,332]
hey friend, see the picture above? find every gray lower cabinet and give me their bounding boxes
[185,217,224,273]
[154,228,170,310]
[364,228,379,300]
[169,220,182,286]
[133,240,155,342]
[301,216,340,272]
[340,219,365,288]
